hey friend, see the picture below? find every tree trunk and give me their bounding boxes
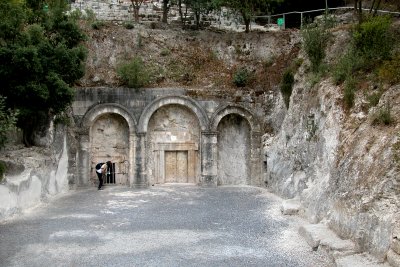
[373,0,382,15]
[242,13,251,33]
[162,0,169,23]
[134,7,139,22]
[178,0,184,27]
[195,11,200,28]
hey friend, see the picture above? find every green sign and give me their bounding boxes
[277,18,284,26]
[43,4,49,12]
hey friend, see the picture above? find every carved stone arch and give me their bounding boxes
[77,103,137,187]
[137,95,209,133]
[210,104,260,133]
[81,103,137,134]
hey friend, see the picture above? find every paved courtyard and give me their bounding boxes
[0,185,333,266]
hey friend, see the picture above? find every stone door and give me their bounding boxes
[165,151,188,183]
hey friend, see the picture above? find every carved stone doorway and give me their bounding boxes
[154,143,198,184]
[165,151,188,183]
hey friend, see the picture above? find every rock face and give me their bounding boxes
[0,125,76,220]
[265,60,400,260]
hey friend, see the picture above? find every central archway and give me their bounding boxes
[147,104,201,185]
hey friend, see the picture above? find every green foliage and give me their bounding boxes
[0,0,87,146]
[91,20,106,30]
[117,57,150,89]
[160,48,171,57]
[371,103,392,125]
[0,96,18,149]
[0,161,5,182]
[343,77,356,109]
[123,21,135,29]
[367,91,382,107]
[301,21,330,73]
[352,16,393,62]
[280,69,294,108]
[393,133,400,171]
[233,67,251,87]
[224,0,282,32]
[332,49,364,84]
[378,53,400,85]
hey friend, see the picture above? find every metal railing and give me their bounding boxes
[253,6,400,28]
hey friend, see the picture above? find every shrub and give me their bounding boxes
[123,21,134,29]
[371,103,392,125]
[91,20,105,30]
[160,49,171,57]
[0,96,18,149]
[280,69,294,108]
[233,68,251,87]
[0,161,5,183]
[333,50,364,84]
[301,22,330,72]
[352,16,393,62]
[117,57,150,89]
[343,77,356,109]
[367,91,382,107]
[378,54,400,85]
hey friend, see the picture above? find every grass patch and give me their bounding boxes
[371,103,393,125]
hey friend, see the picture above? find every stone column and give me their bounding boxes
[128,133,136,187]
[77,132,90,186]
[250,131,262,186]
[133,132,148,188]
[201,131,218,187]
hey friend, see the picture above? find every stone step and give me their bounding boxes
[298,223,394,266]
[336,253,391,267]
[298,223,356,253]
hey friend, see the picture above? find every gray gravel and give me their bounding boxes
[0,185,333,267]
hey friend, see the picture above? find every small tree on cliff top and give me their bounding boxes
[130,0,145,22]
[224,0,283,33]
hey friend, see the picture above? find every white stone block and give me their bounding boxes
[280,198,301,215]
[392,238,400,255]
[387,249,400,267]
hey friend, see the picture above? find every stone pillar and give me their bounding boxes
[77,132,90,186]
[128,133,136,187]
[201,131,218,187]
[250,131,262,186]
[134,132,148,188]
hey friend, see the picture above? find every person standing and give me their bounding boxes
[95,162,106,190]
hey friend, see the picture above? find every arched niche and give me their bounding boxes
[78,103,136,187]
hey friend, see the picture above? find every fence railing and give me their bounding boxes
[253,6,400,28]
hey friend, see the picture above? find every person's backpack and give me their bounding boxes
[95,162,104,171]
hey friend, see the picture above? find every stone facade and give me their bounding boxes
[72,87,263,188]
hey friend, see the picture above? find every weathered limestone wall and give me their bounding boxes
[0,125,74,220]
[264,60,400,261]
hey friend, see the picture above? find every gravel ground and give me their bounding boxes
[0,185,333,267]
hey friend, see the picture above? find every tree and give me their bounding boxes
[0,96,18,149]
[162,0,169,23]
[0,0,87,146]
[130,0,145,22]
[224,0,282,33]
[354,0,363,23]
[182,0,221,28]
